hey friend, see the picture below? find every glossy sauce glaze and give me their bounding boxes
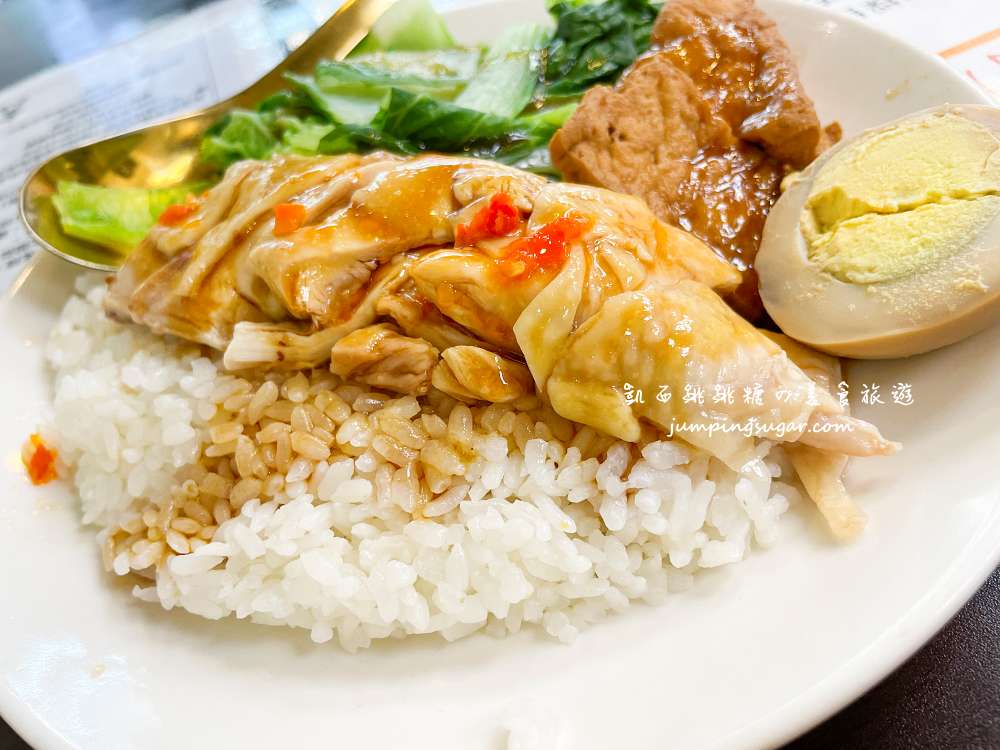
[670,143,782,320]
[349,162,462,243]
[652,25,793,321]
[652,0,822,167]
[658,20,773,140]
[642,0,826,320]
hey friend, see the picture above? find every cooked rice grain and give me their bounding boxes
[46,281,800,650]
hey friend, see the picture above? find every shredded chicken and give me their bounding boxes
[376,290,484,351]
[330,323,439,395]
[431,347,533,403]
[223,254,412,370]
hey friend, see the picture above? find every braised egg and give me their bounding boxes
[757,104,1000,358]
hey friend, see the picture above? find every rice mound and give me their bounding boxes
[46,278,801,651]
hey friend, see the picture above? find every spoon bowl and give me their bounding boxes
[19,0,397,272]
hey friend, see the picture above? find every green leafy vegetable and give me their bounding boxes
[52,181,206,252]
[285,72,384,124]
[200,110,278,169]
[289,50,485,128]
[318,123,422,155]
[350,0,456,55]
[315,50,481,97]
[279,119,336,154]
[486,142,557,174]
[478,102,578,174]
[317,91,576,176]
[543,0,660,96]
[455,24,549,117]
[517,101,578,132]
[372,88,518,148]
[198,0,656,174]
[255,89,314,114]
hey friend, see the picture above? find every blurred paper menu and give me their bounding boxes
[939,29,1000,102]
[0,0,283,287]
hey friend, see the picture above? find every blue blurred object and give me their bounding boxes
[0,0,322,90]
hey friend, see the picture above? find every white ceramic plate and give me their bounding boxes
[1,1,996,748]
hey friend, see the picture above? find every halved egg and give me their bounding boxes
[756,104,1000,358]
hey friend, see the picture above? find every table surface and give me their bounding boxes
[1,0,999,748]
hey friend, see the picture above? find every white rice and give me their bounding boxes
[45,278,801,651]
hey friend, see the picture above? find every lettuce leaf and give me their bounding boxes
[315,50,481,97]
[52,181,206,252]
[284,72,384,124]
[279,119,336,153]
[371,88,518,148]
[454,24,549,117]
[349,0,456,55]
[200,110,279,169]
[317,91,576,177]
[195,0,654,177]
[318,123,422,155]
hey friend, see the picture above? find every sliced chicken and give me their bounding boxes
[145,159,265,257]
[409,249,537,352]
[224,255,412,370]
[330,323,439,395]
[451,164,547,212]
[105,154,395,347]
[522,276,898,468]
[431,347,533,403]
[763,332,867,539]
[786,445,864,541]
[104,235,271,350]
[529,182,741,320]
[173,154,395,296]
[107,154,543,367]
[410,181,741,351]
[376,289,485,351]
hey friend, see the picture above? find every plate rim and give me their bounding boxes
[0,1,997,749]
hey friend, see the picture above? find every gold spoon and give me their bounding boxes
[19,0,397,272]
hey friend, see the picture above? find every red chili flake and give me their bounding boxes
[273,202,308,236]
[23,433,58,485]
[498,213,592,280]
[455,193,521,246]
